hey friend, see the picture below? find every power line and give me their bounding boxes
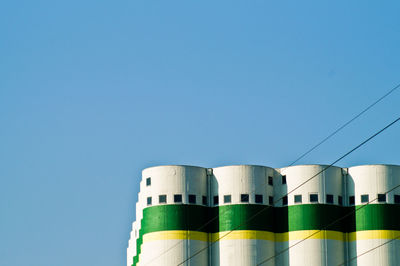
[257,179,400,265]
[337,235,400,266]
[141,83,400,265]
[257,117,400,265]
[143,178,272,265]
[288,83,400,166]
[334,181,400,266]
[177,115,400,266]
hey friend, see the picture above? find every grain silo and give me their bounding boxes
[127,164,400,266]
[347,165,400,266]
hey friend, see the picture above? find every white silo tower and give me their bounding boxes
[211,165,277,266]
[347,165,400,266]
[275,165,345,266]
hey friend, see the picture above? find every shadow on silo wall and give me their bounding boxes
[272,174,357,266]
[345,175,357,266]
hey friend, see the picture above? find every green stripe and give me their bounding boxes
[275,204,349,233]
[212,204,275,232]
[141,204,209,234]
[353,204,400,231]
[132,203,400,265]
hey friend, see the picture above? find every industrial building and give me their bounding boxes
[127,164,400,266]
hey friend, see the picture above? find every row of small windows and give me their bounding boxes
[283,194,400,206]
[267,175,286,186]
[215,194,274,205]
[287,194,339,205]
[146,194,274,206]
[146,178,400,205]
[146,176,287,188]
[147,194,208,206]
[146,193,400,206]
[147,177,399,205]
[349,194,400,205]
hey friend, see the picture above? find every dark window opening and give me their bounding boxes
[146,177,151,186]
[202,196,207,205]
[255,194,263,204]
[310,194,318,203]
[349,196,355,205]
[159,195,167,204]
[294,195,302,203]
[213,196,219,205]
[268,176,273,186]
[224,195,231,203]
[174,194,182,203]
[147,197,152,206]
[241,194,249,203]
[282,196,288,206]
[377,194,386,203]
[394,195,400,204]
[361,194,369,203]
[326,194,334,204]
[269,196,273,205]
[282,175,287,184]
[188,194,196,204]
[338,196,343,206]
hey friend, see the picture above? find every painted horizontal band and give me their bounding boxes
[276,230,345,242]
[143,230,208,242]
[141,229,400,243]
[139,204,400,234]
[133,203,400,266]
[348,230,400,241]
[211,230,275,241]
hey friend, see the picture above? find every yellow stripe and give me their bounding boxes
[348,230,400,241]
[143,230,208,242]
[275,230,345,242]
[142,230,400,243]
[211,230,275,242]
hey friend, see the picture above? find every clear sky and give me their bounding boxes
[1,1,400,266]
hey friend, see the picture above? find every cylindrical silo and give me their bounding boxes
[132,165,209,266]
[127,221,138,266]
[275,165,346,266]
[211,165,277,266]
[347,164,400,266]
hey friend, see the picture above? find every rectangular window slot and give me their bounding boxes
[174,194,182,203]
[338,196,343,206]
[269,196,273,205]
[282,196,288,206]
[188,194,196,204]
[255,194,263,204]
[282,175,286,184]
[268,176,273,186]
[394,195,400,204]
[224,195,231,203]
[147,197,152,206]
[310,193,318,203]
[213,196,219,205]
[241,194,249,203]
[294,195,302,203]
[202,196,207,205]
[159,195,167,204]
[326,194,334,204]
[361,194,369,203]
[349,196,355,206]
[146,177,151,186]
[377,194,386,203]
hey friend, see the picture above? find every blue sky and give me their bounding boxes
[1,1,400,265]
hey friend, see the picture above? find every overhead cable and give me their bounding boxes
[288,82,400,166]
[177,115,400,266]
[257,177,400,265]
[144,82,400,266]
